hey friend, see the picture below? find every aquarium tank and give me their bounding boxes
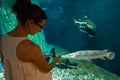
[0,0,120,80]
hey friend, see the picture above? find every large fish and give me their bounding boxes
[61,50,115,61]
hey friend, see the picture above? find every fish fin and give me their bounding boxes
[103,49,109,53]
[50,48,56,58]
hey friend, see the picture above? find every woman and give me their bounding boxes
[0,0,60,80]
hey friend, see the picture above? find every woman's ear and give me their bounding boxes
[25,20,35,32]
[28,20,35,28]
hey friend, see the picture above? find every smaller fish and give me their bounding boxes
[61,50,115,61]
[43,48,56,63]
[82,16,96,29]
[73,18,87,25]
[73,16,96,37]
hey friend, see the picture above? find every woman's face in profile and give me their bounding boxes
[26,19,46,35]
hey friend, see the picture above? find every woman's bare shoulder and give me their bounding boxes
[16,39,40,62]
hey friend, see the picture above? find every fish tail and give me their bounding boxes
[51,48,56,58]
[106,52,115,60]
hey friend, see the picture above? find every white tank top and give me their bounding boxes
[1,34,52,80]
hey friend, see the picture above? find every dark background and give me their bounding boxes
[40,0,120,76]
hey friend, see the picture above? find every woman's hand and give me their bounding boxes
[53,56,61,63]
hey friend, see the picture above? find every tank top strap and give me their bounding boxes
[5,33,28,45]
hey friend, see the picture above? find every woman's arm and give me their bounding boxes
[16,40,60,73]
